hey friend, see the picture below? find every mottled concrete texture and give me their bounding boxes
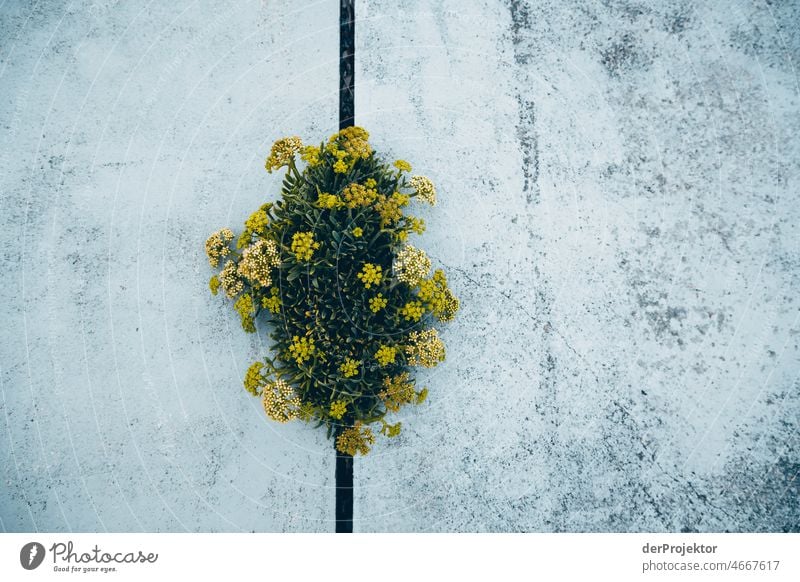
[1,0,799,532]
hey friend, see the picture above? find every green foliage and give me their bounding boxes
[205,127,459,454]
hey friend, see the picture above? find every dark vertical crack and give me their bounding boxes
[335,435,354,533]
[336,0,355,534]
[339,0,355,130]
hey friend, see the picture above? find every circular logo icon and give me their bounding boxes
[20,542,45,570]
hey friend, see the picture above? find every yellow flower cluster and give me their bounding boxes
[394,159,412,172]
[418,269,460,322]
[328,147,348,173]
[335,422,375,456]
[288,335,315,364]
[410,175,436,205]
[329,400,348,420]
[393,245,431,286]
[404,328,445,368]
[328,126,373,170]
[219,260,244,298]
[205,228,234,267]
[400,300,426,322]
[238,239,281,288]
[262,379,301,423]
[236,230,250,249]
[243,361,266,396]
[339,358,360,378]
[375,191,410,227]
[380,420,402,438]
[357,263,382,289]
[369,293,387,313]
[265,136,303,173]
[342,182,378,208]
[234,293,256,333]
[379,372,416,412]
[374,345,397,366]
[317,192,343,209]
[352,226,363,238]
[209,275,221,295]
[300,145,321,166]
[291,231,320,262]
[261,286,281,313]
[244,209,269,234]
[332,148,351,174]
[408,217,426,235]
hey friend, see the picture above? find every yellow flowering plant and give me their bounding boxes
[205,126,459,455]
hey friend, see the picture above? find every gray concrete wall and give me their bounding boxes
[1,0,798,532]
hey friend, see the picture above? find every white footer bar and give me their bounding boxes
[1,533,797,581]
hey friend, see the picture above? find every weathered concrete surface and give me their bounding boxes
[1,0,799,532]
[0,0,340,532]
[354,0,800,532]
